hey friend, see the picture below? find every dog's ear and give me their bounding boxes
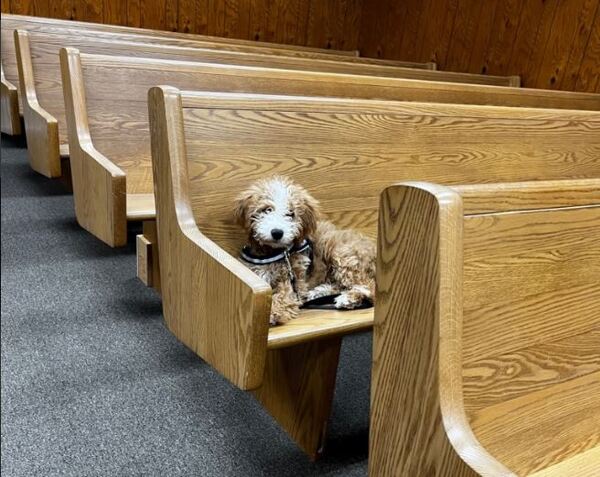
[300,191,320,236]
[233,189,252,227]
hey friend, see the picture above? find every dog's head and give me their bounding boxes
[234,176,319,250]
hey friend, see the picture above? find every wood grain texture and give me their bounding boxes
[175,92,599,257]
[56,51,599,246]
[14,30,60,177]
[529,445,600,477]
[148,85,272,391]
[149,85,362,458]
[252,338,342,459]
[4,1,363,53]
[5,24,461,176]
[373,180,600,475]
[0,13,435,69]
[60,47,127,247]
[462,206,600,364]
[0,61,21,135]
[357,0,600,93]
[453,179,600,214]
[371,183,511,476]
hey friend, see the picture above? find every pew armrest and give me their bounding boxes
[0,61,21,135]
[60,47,128,247]
[149,85,272,390]
[15,30,62,177]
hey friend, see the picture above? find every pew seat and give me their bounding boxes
[371,179,600,476]
[146,87,599,460]
[126,194,155,221]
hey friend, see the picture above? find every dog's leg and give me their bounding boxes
[334,285,371,309]
[270,281,302,325]
[303,283,340,302]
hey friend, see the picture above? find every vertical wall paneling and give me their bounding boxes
[4,0,599,92]
[575,6,600,92]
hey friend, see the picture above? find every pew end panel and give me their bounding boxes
[371,180,600,476]
[14,30,61,177]
[1,62,21,135]
[148,85,273,391]
[60,47,128,247]
[149,86,385,458]
[371,183,511,477]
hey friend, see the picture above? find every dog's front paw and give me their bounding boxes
[334,292,359,309]
[304,283,338,302]
[334,287,370,310]
[269,303,300,326]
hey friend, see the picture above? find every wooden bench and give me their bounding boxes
[371,179,600,476]
[146,87,599,458]
[59,50,600,251]
[0,13,436,136]
[14,30,517,178]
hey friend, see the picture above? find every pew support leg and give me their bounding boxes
[252,337,342,460]
[137,220,161,293]
[0,67,21,136]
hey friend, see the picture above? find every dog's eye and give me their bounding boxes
[286,212,295,218]
[260,206,273,214]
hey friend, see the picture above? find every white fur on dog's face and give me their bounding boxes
[234,176,319,249]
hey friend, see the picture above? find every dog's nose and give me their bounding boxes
[271,229,284,241]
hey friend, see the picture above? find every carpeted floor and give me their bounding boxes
[0,134,371,477]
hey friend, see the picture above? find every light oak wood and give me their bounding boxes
[147,84,376,459]
[59,52,600,248]
[252,337,342,460]
[528,445,600,477]
[371,180,600,475]
[177,93,599,257]
[14,30,60,177]
[0,62,20,135]
[14,30,512,179]
[136,234,153,287]
[371,183,505,477]
[149,86,599,461]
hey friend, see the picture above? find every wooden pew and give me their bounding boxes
[0,13,436,135]
[146,87,600,458]
[59,50,600,250]
[14,30,517,178]
[371,179,600,476]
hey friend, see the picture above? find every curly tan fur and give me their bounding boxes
[234,176,376,325]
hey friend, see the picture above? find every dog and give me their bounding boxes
[234,176,376,325]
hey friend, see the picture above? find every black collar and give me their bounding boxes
[240,239,312,266]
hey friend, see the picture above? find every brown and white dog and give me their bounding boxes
[234,176,376,325]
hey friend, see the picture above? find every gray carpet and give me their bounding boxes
[0,134,371,477]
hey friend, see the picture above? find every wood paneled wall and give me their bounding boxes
[359,0,600,92]
[2,0,599,92]
[0,0,362,51]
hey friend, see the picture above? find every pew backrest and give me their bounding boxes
[147,87,599,391]
[372,179,600,476]
[63,50,600,192]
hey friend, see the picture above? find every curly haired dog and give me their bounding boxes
[234,176,376,325]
